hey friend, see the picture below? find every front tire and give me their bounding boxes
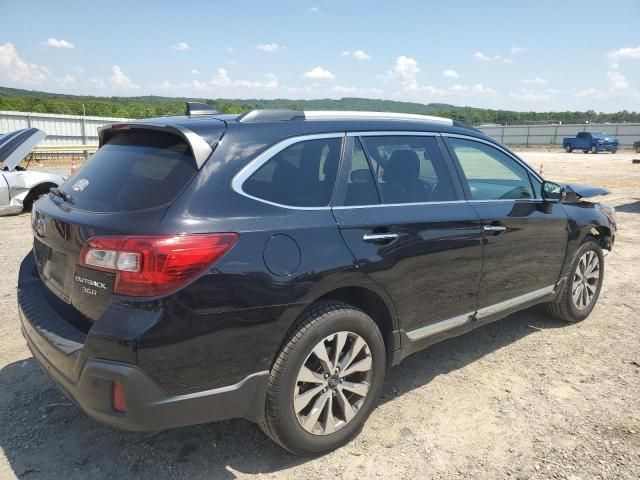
[260,301,386,455]
[546,238,604,323]
[590,145,598,154]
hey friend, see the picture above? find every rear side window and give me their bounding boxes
[61,130,197,212]
[243,137,342,207]
[360,135,457,204]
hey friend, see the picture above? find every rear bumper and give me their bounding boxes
[24,330,267,430]
[18,252,268,431]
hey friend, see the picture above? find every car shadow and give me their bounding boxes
[0,306,564,479]
[614,200,640,214]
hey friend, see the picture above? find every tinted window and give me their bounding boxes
[61,130,197,212]
[449,138,534,200]
[243,137,341,207]
[344,139,380,206]
[360,136,457,204]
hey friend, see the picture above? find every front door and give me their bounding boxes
[444,135,568,310]
[332,134,483,337]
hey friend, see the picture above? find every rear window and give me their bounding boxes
[62,130,197,212]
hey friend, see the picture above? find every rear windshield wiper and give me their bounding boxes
[50,187,74,204]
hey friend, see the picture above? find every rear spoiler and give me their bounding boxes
[97,122,213,169]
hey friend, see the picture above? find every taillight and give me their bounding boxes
[80,233,237,296]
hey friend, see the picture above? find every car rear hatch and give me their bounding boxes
[0,127,47,170]
[31,119,226,326]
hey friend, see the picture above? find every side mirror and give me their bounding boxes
[542,181,566,203]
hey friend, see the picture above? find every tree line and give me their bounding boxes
[1,86,638,125]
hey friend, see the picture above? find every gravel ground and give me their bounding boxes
[1,149,639,479]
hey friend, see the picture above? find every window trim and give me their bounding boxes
[442,133,543,202]
[231,132,345,210]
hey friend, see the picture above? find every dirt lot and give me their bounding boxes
[1,150,639,479]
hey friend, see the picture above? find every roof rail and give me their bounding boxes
[186,102,221,116]
[235,109,455,126]
[303,111,453,125]
[238,109,304,123]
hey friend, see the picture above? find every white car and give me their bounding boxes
[0,128,66,216]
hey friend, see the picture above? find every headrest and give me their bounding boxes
[383,150,420,183]
[351,169,373,184]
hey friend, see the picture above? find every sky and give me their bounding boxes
[1,0,639,112]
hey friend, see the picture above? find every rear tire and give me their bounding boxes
[545,238,604,323]
[260,301,386,455]
[636,146,640,154]
[564,145,573,153]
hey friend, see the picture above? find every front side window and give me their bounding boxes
[360,135,457,204]
[243,137,342,207]
[448,138,534,201]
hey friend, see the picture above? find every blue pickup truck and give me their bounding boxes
[563,132,619,154]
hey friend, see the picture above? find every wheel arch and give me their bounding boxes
[23,181,58,210]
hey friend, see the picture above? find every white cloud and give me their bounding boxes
[0,43,50,84]
[510,47,526,55]
[303,66,335,80]
[56,74,76,86]
[42,38,75,49]
[191,69,199,74]
[388,56,420,88]
[443,69,459,78]
[256,43,285,53]
[170,42,190,51]
[89,78,106,88]
[341,49,371,60]
[509,88,551,103]
[607,68,630,90]
[155,69,278,95]
[522,77,547,85]
[109,65,139,89]
[309,6,319,12]
[449,84,467,91]
[608,46,640,60]
[225,47,234,53]
[210,68,278,89]
[474,52,514,63]
[471,83,496,94]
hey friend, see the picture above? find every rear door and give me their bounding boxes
[332,133,483,339]
[32,123,224,321]
[443,135,568,311]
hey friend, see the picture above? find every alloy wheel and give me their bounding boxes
[572,250,600,310]
[293,331,373,435]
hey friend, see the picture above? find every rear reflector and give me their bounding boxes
[80,233,237,296]
[113,382,127,413]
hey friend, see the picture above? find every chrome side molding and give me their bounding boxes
[475,285,555,320]
[406,312,474,341]
[405,284,557,341]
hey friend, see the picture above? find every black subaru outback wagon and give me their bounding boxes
[19,104,616,455]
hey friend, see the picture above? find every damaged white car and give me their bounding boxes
[0,128,66,216]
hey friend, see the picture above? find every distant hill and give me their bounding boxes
[1,86,639,125]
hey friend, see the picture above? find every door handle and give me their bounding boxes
[362,233,399,244]
[482,225,507,233]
